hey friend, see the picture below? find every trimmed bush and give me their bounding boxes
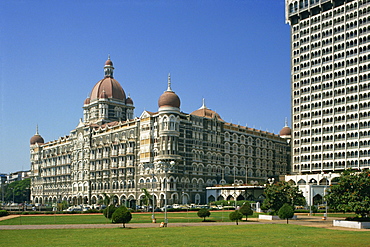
[229,210,243,225]
[103,205,117,220]
[112,206,132,228]
[197,208,211,221]
[278,203,294,224]
[0,210,9,217]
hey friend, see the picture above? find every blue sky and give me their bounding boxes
[0,0,290,174]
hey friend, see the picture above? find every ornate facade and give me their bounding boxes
[30,58,290,207]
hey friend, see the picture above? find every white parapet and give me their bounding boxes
[333,220,370,229]
[259,215,297,220]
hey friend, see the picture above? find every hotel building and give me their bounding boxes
[285,0,370,203]
[30,58,290,207]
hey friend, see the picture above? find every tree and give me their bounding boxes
[278,203,294,224]
[239,202,253,221]
[103,204,116,221]
[112,206,132,228]
[229,210,243,225]
[326,169,370,218]
[100,193,111,206]
[197,208,211,222]
[262,181,305,214]
[5,178,30,203]
[141,188,152,211]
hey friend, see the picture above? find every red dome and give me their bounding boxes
[30,134,44,145]
[90,77,126,101]
[191,108,223,121]
[126,97,134,105]
[84,97,90,105]
[279,126,291,136]
[158,91,180,108]
[105,59,113,66]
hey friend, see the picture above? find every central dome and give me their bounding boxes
[89,58,126,101]
[90,77,126,101]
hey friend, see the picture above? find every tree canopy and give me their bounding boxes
[112,206,132,228]
[197,208,211,221]
[229,210,243,225]
[326,169,370,218]
[239,202,253,221]
[278,203,294,224]
[262,181,305,214]
[103,204,117,220]
[5,178,30,203]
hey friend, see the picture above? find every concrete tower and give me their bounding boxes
[286,0,370,174]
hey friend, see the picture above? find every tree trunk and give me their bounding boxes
[123,223,125,228]
[236,220,238,225]
[286,218,289,224]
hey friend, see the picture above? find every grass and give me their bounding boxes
[0,211,357,225]
[0,224,369,246]
[0,211,259,225]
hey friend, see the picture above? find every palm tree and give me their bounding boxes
[141,188,152,211]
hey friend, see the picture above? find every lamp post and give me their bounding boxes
[156,160,175,227]
[267,177,275,185]
[321,172,331,220]
[11,187,15,203]
[143,163,156,223]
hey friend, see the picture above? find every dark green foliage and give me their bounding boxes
[112,206,132,228]
[278,203,294,224]
[239,202,253,221]
[197,208,211,221]
[0,210,9,217]
[103,204,116,220]
[5,178,31,203]
[262,181,305,215]
[229,210,243,225]
[326,169,370,218]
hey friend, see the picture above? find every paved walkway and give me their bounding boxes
[0,215,369,231]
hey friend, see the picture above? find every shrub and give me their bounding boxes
[229,210,243,225]
[0,210,9,217]
[112,206,132,228]
[239,202,253,221]
[197,208,211,221]
[103,205,117,220]
[278,203,294,224]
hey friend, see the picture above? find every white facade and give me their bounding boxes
[30,59,291,207]
[286,0,370,174]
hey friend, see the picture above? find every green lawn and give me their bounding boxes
[0,211,259,225]
[0,211,356,225]
[0,224,368,246]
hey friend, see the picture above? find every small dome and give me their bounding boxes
[158,73,180,108]
[191,108,223,120]
[190,99,223,121]
[30,133,44,145]
[105,59,113,66]
[158,91,180,108]
[126,96,134,105]
[84,97,90,105]
[279,126,291,136]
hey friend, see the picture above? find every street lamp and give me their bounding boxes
[268,177,275,185]
[11,187,15,203]
[321,172,331,220]
[156,160,175,227]
[143,163,157,223]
